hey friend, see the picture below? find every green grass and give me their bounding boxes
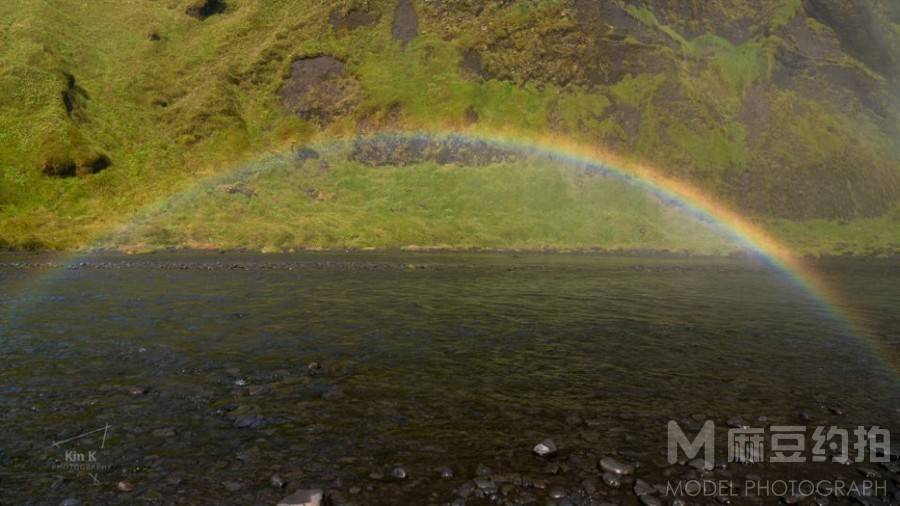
[0,0,897,255]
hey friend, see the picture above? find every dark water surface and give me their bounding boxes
[1,252,898,505]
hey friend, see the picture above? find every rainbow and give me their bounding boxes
[2,128,889,371]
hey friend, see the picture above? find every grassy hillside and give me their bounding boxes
[0,0,898,254]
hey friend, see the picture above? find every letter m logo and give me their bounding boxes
[668,420,715,465]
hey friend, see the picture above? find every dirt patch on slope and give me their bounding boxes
[186,0,226,20]
[392,0,419,46]
[279,56,360,124]
[329,8,379,30]
[350,134,516,167]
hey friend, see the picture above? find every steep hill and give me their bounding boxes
[1,0,898,254]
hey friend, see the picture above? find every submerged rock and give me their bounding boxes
[277,489,323,506]
[533,438,558,457]
[599,456,633,475]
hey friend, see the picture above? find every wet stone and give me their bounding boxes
[549,485,566,499]
[601,472,621,487]
[271,475,286,488]
[633,479,654,496]
[533,438,558,457]
[599,456,634,475]
[116,480,134,492]
[277,488,323,506]
[390,466,408,479]
[223,481,243,492]
[152,427,176,438]
[474,477,497,494]
[436,466,454,478]
[640,495,663,506]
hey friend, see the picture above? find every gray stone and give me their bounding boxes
[60,500,80,506]
[390,466,408,479]
[601,472,621,487]
[599,456,634,475]
[533,438,558,457]
[640,495,663,506]
[548,486,566,499]
[633,479,654,496]
[271,475,286,488]
[436,466,454,478]
[277,489,323,506]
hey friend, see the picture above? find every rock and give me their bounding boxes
[688,458,713,471]
[116,480,134,492]
[633,479,654,496]
[185,0,225,20]
[436,466,454,478]
[475,464,492,476]
[391,0,418,46]
[127,386,148,396]
[727,416,748,429]
[473,478,497,495]
[581,478,598,495]
[549,486,566,499]
[60,499,80,506]
[390,466,408,479]
[533,438,558,457]
[223,481,242,492]
[271,475,286,488]
[599,456,634,475]
[152,427,176,438]
[233,414,263,429]
[277,489,323,506]
[640,495,663,506]
[279,57,358,124]
[601,472,621,487]
[348,486,361,494]
[234,378,248,386]
[248,385,269,396]
[368,472,384,480]
[295,148,320,164]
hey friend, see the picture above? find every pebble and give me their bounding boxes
[640,495,663,506]
[128,386,148,396]
[151,427,176,438]
[233,414,262,429]
[633,479,654,496]
[59,499,80,506]
[688,457,713,471]
[548,486,566,499]
[277,488,323,506]
[601,472,621,487]
[234,378,247,387]
[599,456,634,475]
[271,475,286,488]
[390,466,408,479]
[436,466,454,478]
[116,480,134,492]
[223,481,242,492]
[533,438,558,457]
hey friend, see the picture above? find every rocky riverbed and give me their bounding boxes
[1,252,898,505]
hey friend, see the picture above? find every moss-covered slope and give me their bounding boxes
[0,0,898,253]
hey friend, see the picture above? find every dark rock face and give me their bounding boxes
[186,0,226,20]
[803,0,898,78]
[350,135,515,167]
[42,153,110,178]
[329,8,378,30]
[279,56,359,124]
[392,0,419,46]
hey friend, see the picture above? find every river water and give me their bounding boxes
[1,252,898,505]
